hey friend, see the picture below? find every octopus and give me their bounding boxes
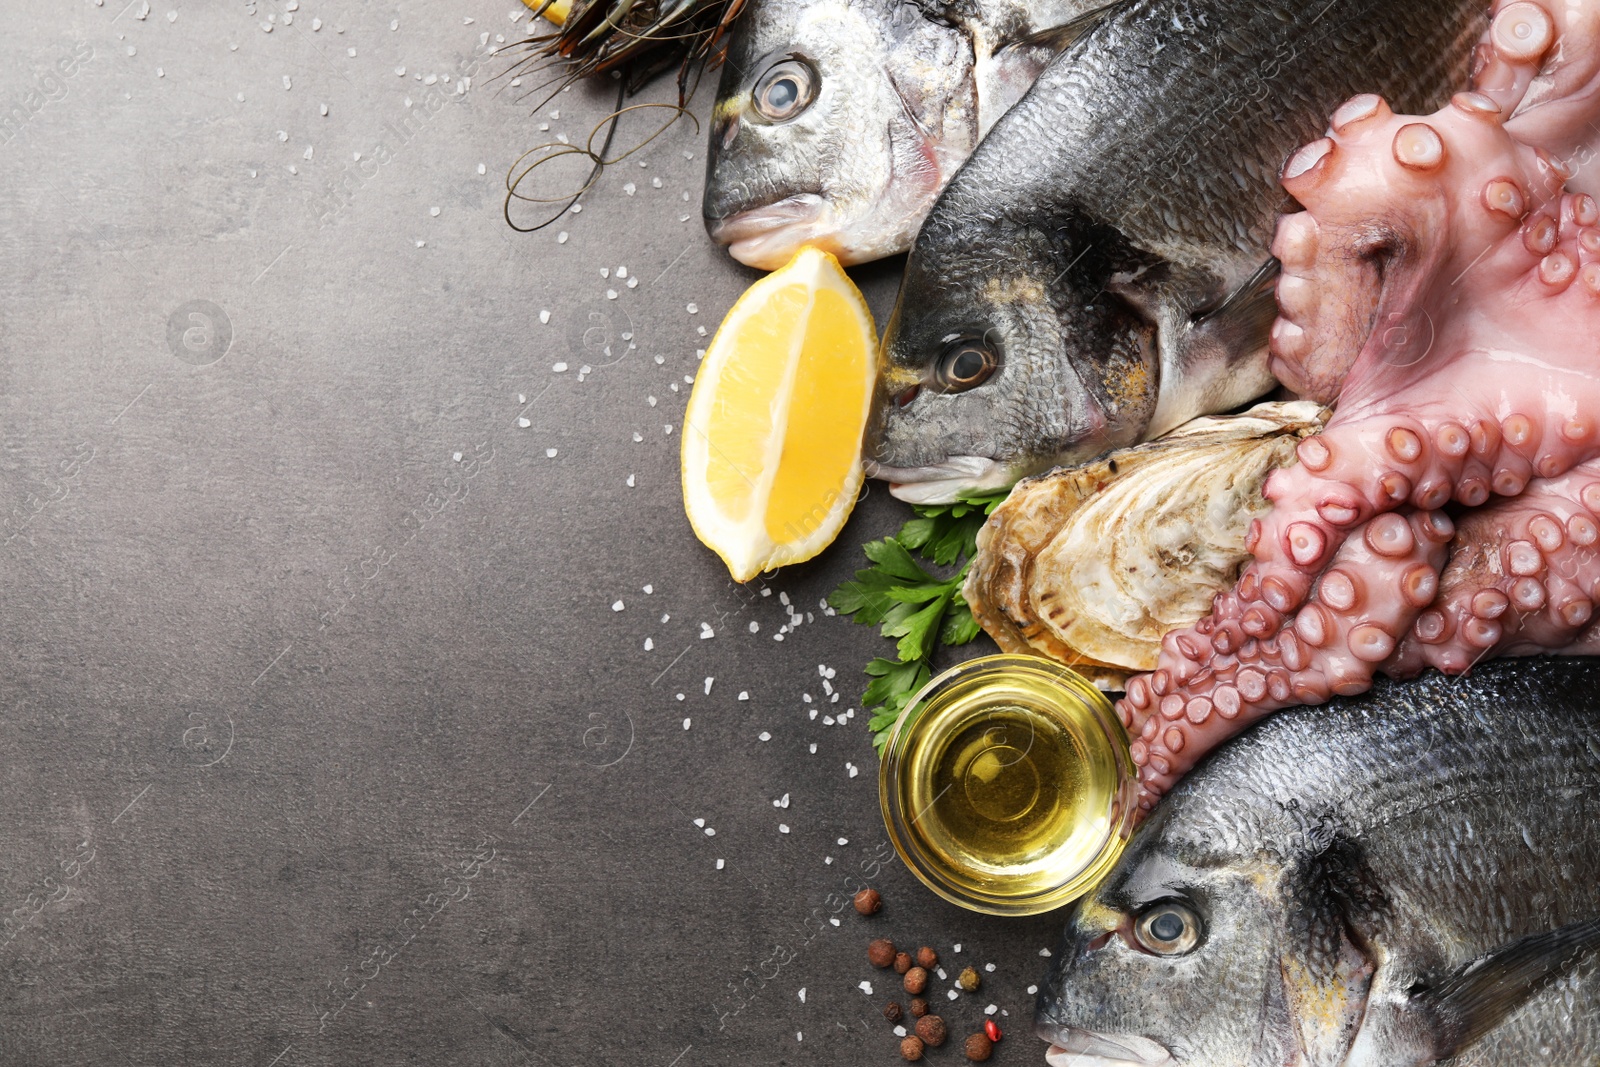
[1116,0,1600,813]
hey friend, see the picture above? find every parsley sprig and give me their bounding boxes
[828,492,1009,754]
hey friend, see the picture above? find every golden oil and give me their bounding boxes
[880,655,1135,915]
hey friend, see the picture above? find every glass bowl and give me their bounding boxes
[879,654,1135,915]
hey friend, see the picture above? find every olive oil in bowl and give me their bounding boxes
[880,655,1135,915]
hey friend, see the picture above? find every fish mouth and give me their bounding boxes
[705,193,831,270]
[1037,1022,1177,1067]
[865,456,1018,505]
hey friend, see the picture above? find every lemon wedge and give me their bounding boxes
[523,0,572,25]
[682,247,878,582]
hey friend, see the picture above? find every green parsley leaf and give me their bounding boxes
[830,490,1010,753]
[862,537,932,583]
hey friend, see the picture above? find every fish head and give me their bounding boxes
[1036,800,1383,1066]
[702,0,978,269]
[868,211,1160,504]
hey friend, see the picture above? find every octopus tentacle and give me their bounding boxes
[1390,461,1600,675]
[1473,0,1600,190]
[1123,509,1451,809]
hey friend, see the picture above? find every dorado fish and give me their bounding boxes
[702,0,1119,269]
[1037,658,1600,1066]
[869,0,1484,504]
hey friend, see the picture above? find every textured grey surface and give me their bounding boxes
[0,2,1061,1064]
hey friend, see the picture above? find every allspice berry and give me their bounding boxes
[900,1035,925,1062]
[903,966,928,995]
[916,945,939,969]
[964,1033,995,1062]
[957,965,981,992]
[869,938,897,968]
[883,1001,904,1023]
[915,1014,948,1048]
[854,888,883,915]
[910,997,929,1018]
[893,951,913,974]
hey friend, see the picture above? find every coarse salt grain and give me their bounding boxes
[859,981,873,995]
[611,600,624,612]
[758,731,771,741]
[739,691,750,701]
[779,824,790,834]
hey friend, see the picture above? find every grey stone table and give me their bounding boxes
[0,3,1064,1064]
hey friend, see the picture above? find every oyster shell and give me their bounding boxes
[964,402,1328,688]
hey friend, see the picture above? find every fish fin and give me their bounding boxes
[1192,257,1281,349]
[1105,257,1280,440]
[979,1,1133,129]
[1409,918,1600,1058]
[1007,0,1136,55]
[1276,833,1386,1067]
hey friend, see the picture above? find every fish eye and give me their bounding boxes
[1133,902,1203,956]
[934,337,1000,392]
[752,59,817,123]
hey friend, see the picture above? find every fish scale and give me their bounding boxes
[1038,658,1600,1065]
[873,0,1486,503]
